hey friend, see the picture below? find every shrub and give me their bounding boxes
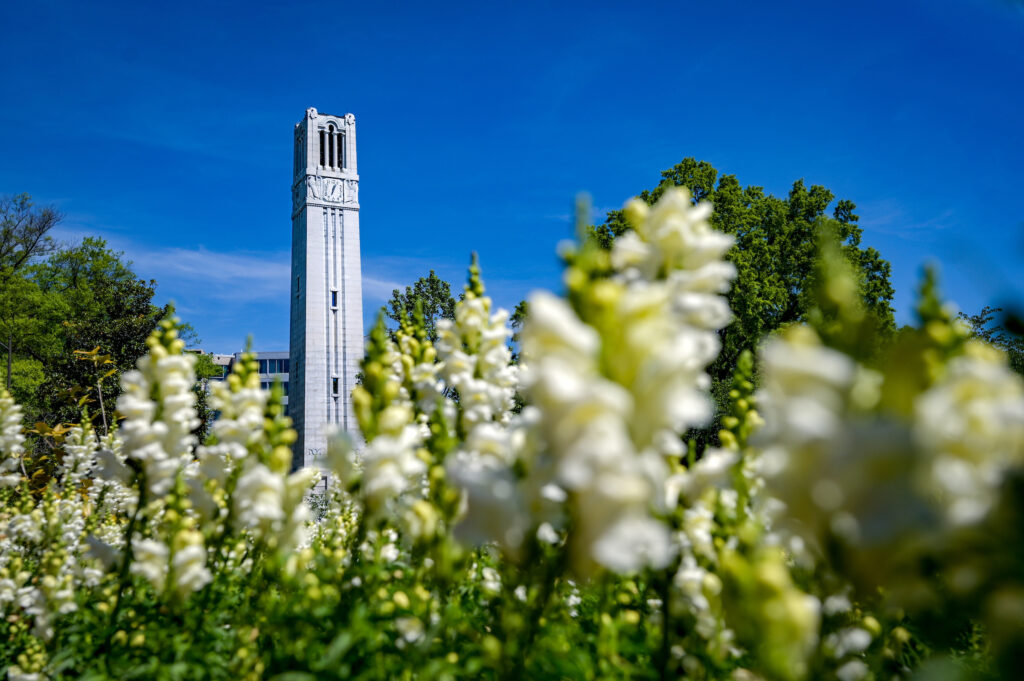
[1,188,1020,680]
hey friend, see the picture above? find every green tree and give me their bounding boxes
[592,158,896,444]
[24,237,168,427]
[0,273,61,406]
[509,299,529,363]
[959,306,1024,376]
[192,351,225,443]
[0,193,60,391]
[0,193,60,274]
[385,270,458,342]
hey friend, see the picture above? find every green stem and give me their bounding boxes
[658,568,673,681]
[96,380,108,436]
[101,474,146,653]
[504,545,563,681]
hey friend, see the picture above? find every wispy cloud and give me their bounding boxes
[129,247,290,303]
[50,223,443,309]
[858,199,955,240]
[362,275,404,301]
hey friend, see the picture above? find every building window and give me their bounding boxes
[331,290,337,308]
[331,377,339,395]
[258,358,288,374]
[318,124,346,170]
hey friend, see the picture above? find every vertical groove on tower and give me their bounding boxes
[323,206,330,422]
[340,209,348,430]
[332,207,340,424]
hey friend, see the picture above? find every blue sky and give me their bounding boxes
[1,0,1021,352]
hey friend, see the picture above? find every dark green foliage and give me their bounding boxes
[192,352,224,443]
[25,238,167,427]
[0,196,205,434]
[0,193,61,397]
[385,271,458,343]
[0,193,59,276]
[959,306,1024,375]
[509,300,528,363]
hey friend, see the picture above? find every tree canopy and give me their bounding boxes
[0,194,178,432]
[960,305,1024,376]
[0,193,59,276]
[34,238,171,425]
[385,270,458,342]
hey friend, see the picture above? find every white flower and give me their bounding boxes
[85,536,122,570]
[130,538,169,593]
[519,292,599,371]
[278,467,319,550]
[116,340,199,497]
[361,425,426,512]
[380,542,400,563]
[512,188,735,576]
[395,616,424,642]
[171,535,212,597]
[326,428,359,485]
[674,555,710,611]
[436,287,516,431]
[832,627,872,658]
[234,462,286,537]
[836,659,869,681]
[758,325,1024,575]
[7,666,42,681]
[447,451,527,555]
[590,515,677,574]
[756,327,856,454]
[57,426,98,491]
[481,567,502,595]
[673,448,739,505]
[536,522,560,545]
[914,341,1024,525]
[823,591,853,616]
[0,390,25,486]
[95,446,133,486]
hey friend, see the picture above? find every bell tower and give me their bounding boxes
[289,107,363,469]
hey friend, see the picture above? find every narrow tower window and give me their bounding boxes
[319,130,325,166]
[331,290,338,308]
[337,132,345,169]
[327,125,335,167]
[332,377,339,395]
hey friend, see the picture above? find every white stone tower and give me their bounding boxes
[289,107,364,469]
